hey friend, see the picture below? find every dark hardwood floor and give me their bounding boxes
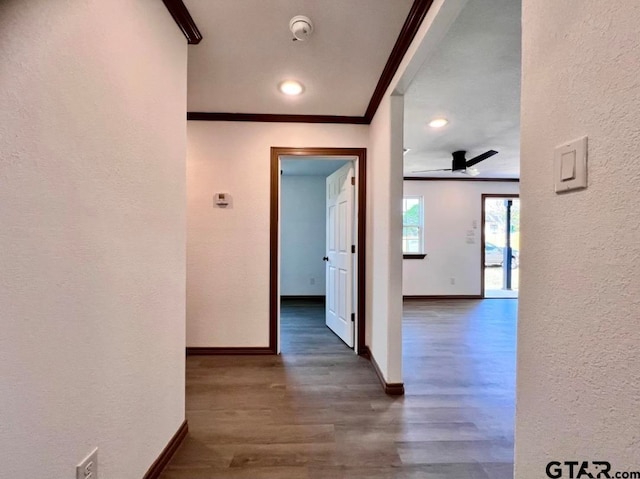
[161,298,516,479]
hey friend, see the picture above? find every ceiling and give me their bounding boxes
[184,0,413,116]
[403,0,521,178]
[281,157,349,176]
[181,0,521,178]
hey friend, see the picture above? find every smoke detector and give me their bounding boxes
[289,15,313,41]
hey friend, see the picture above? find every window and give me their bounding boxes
[402,196,423,254]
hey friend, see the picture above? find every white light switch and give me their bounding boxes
[560,151,576,180]
[555,136,587,193]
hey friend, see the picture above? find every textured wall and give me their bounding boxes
[186,121,367,347]
[403,181,519,296]
[516,1,640,477]
[366,94,405,383]
[0,1,187,477]
[281,175,327,296]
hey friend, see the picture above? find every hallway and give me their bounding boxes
[161,299,516,478]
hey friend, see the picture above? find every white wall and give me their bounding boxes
[403,180,519,296]
[516,1,640,477]
[366,94,405,383]
[0,2,187,478]
[187,122,367,347]
[281,175,326,296]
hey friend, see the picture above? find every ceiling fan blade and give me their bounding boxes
[410,168,453,173]
[466,149,498,168]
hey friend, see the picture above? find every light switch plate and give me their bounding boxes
[555,136,587,193]
[77,448,98,479]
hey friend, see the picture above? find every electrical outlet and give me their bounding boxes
[310,278,315,285]
[450,278,455,285]
[77,448,98,479]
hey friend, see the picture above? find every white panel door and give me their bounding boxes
[325,163,355,347]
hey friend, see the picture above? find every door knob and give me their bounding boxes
[323,256,329,261]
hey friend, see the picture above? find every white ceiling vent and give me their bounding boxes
[289,15,313,41]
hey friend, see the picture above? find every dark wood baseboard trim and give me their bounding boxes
[403,295,482,300]
[161,0,202,44]
[186,347,276,355]
[368,349,405,396]
[143,420,188,479]
[280,295,326,301]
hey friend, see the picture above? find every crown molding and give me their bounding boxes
[162,0,202,44]
[187,112,368,124]
[364,0,434,122]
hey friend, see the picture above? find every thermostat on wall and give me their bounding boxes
[214,193,230,207]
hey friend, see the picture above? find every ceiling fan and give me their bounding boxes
[412,150,498,175]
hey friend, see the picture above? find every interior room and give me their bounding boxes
[279,157,353,354]
[398,0,521,475]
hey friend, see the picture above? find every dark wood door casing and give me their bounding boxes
[270,147,367,355]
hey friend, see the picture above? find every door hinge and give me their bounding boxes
[351,176,355,186]
[351,244,355,253]
[351,313,355,322]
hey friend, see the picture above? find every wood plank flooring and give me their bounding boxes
[161,298,516,479]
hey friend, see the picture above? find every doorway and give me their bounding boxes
[482,194,520,298]
[270,147,367,355]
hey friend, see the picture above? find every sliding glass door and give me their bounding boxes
[482,195,520,298]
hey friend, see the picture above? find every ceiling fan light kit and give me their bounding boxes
[451,150,468,171]
[412,149,499,175]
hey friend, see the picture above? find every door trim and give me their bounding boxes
[481,193,520,298]
[270,147,367,354]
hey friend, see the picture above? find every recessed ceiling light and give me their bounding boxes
[279,80,304,96]
[428,118,449,128]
